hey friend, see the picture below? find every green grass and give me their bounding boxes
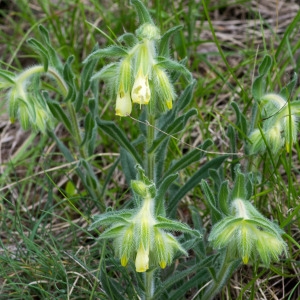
[0,0,299,299]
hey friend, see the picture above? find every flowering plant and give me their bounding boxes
[0,1,294,300]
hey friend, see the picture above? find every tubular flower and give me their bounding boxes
[153,66,175,109]
[135,245,149,272]
[131,70,151,105]
[115,89,132,116]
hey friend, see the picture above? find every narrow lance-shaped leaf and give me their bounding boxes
[201,180,223,223]
[155,216,201,237]
[148,108,198,154]
[130,0,154,25]
[83,46,128,64]
[231,168,247,200]
[44,92,72,133]
[159,25,183,57]
[218,180,230,215]
[168,155,229,217]
[280,72,298,100]
[63,56,76,102]
[38,25,63,71]
[252,55,272,101]
[156,57,193,82]
[99,225,126,240]
[176,80,196,113]
[89,211,133,230]
[118,32,138,47]
[155,173,179,216]
[97,118,143,165]
[27,38,49,71]
[161,139,213,182]
[0,69,15,85]
[91,62,119,81]
[81,113,95,146]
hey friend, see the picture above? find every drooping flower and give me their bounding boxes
[115,90,132,116]
[131,70,151,105]
[153,65,175,109]
[135,245,149,272]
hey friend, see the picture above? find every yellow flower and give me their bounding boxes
[115,90,132,116]
[131,71,151,105]
[135,245,149,272]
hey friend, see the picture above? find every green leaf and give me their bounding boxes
[148,108,198,153]
[75,45,98,111]
[159,25,183,57]
[153,256,215,298]
[27,38,49,71]
[91,62,119,81]
[201,180,222,223]
[89,211,133,230]
[99,266,127,300]
[247,218,283,235]
[81,159,101,191]
[38,25,62,70]
[231,101,248,139]
[44,93,72,133]
[81,112,96,147]
[156,57,192,81]
[252,55,273,101]
[155,173,178,216]
[98,225,125,240]
[97,118,143,166]
[156,216,201,237]
[120,148,137,185]
[189,205,206,257]
[0,69,15,85]
[275,10,300,61]
[130,0,154,25]
[218,180,230,215]
[176,80,196,112]
[231,167,247,200]
[280,72,298,100]
[63,56,76,102]
[168,155,229,217]
[83,46,128,64]
[162,139,213,183]
[202,255,241,300]
[118,33,138,47]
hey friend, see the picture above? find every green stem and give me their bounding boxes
[145,270,155,300]
[146,111,155,181]
[201,248,239,300]
[66,100,86,158]
[144,93,157,299]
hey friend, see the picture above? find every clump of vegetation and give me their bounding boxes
[0,0,299,299]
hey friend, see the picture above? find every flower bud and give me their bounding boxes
[131,180,149,197]
[136,23,160,41]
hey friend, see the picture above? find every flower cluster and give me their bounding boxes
[249,93,300,154]
[0,66,64,133]
[209,198,287,265]
[89,169,200,272]
[84,18,192,116]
